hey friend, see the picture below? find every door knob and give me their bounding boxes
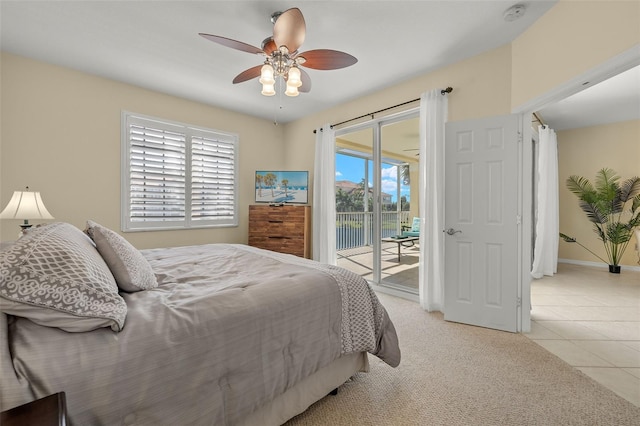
[445,228,462,235]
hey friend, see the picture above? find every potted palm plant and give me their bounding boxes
[561,168,640,273]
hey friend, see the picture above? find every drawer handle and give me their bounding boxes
[268,220,284,223]
[268,236,290,239]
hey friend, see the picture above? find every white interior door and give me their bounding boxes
[443,115,520,332]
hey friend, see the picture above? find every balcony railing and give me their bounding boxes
[336,211,411,250]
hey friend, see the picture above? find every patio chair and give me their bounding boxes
[401,217,420,238]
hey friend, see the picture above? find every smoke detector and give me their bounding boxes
[504,4,526,22]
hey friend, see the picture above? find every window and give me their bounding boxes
[121,112,238,232]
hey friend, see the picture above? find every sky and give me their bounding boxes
[335,153,410,203]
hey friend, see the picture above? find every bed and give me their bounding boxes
[0,222,400,425]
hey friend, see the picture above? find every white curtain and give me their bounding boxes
[312,124,337,265]
[531,125,559,278]
[418,89,448,311]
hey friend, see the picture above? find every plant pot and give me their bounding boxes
[608,265,621,274]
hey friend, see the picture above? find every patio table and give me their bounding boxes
[381,236,419,262]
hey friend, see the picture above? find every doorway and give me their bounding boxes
[520,46,640,334]
[334,111,420,294]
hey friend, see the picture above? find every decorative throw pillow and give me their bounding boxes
[85,220,158,292]
[0,222,127,332]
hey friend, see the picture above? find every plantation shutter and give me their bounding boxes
[122,113,238,231]
[191,129,237,223]
[128,120,187,225]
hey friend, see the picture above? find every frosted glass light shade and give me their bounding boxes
[284,82,299,97]
[261,83,276,96]
[259,64,275,85]
[0,190,54,220]
[287,67,302,87]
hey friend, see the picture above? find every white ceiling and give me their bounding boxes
[1,1,636,129]
[537,65,640,131]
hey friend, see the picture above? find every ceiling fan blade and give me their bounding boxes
[299,68,311,93]
[273,8,306,52]
[199,33,264,55]
[297,49,358,70]
[261,36,277,55]
[232,65,262,84]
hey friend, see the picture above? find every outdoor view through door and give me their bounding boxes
[335,114,420,294]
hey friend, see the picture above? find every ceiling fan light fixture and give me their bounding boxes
[259,63,275,85]
[287,66,302,88]
[261,82,276,96]
[284,81,299,97]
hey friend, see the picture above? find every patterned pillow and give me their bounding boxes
[0,222,127,332]
[85,220,158,292]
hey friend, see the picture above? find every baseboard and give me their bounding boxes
[558,258,640,273]
[369,282,420,302]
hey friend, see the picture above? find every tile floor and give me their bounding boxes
[525,262,640,407]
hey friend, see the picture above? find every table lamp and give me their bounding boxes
[0,187,54,233]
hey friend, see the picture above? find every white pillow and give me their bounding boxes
[0,222,127,332]
[85,220,158,292]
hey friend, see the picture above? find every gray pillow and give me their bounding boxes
[0,222,127,332]
[85,220,158,292]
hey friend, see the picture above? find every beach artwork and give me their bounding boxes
[255,171,309,204]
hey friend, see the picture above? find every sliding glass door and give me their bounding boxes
[379,116,419,292]
[335,110,419,293]
[335,127,376,281]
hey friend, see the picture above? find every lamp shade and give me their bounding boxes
[0,190,54,220]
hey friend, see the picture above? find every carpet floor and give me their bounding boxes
[285,293,640,425]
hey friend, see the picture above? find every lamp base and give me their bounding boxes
[18,222,32,239]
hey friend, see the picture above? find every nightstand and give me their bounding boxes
[0,392,68,426]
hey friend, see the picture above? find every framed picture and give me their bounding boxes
[255,170,308,204]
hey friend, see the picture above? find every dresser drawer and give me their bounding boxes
[249,236,306,257]
[250,219,305,237]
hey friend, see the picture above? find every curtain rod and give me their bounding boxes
[532,112,546,127]
[313,87,453,133]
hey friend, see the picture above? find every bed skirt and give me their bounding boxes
[239,352,369,426]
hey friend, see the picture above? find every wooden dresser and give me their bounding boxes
[248,205,311,258]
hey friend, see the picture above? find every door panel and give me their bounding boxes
[444,115,520,332]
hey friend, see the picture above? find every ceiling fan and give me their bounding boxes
[199,7,357,97]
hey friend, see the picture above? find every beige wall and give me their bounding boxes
[283,44,514,192]
[511,0,640,110]
[0,52,285,248]
[557,119,640,267]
